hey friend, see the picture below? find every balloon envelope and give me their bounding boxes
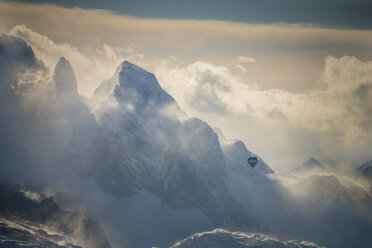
[247,156,258,168]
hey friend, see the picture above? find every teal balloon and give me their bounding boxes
[247,156,258,168]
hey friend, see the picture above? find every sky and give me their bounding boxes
[0,1,371,172]
[3,0,372,29]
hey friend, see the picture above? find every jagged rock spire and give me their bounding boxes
[53,57,78,96]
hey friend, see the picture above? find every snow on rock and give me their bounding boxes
[3,34,371,248]
[0,181,111,248]
[90,60,260,232]
[170,229,325,248]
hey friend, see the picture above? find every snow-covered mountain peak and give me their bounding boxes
[303,157,323,168]
[114,60,159,91]
[115,60,148,75]
[91,60,178,116]
[290,157,326,175]
[112,60,175,106]
[170,228,324,248]
[2,35,372,248]
[0,35,36,69]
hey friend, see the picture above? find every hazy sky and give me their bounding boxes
[1,1,371,172]
[3,0,372,29]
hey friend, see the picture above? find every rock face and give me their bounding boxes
[0,181,111,248]
[2,34,372,248]
[0,36,108,247]
[170,229,324,248]
[356,160,372,181]
[53,57,78,96]
[91,60,259,230]
[362,166,372,180]
[0,35,268,247]
[47,57,98,176]
[0,35,46,181]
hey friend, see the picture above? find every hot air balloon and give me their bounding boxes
[247,156,258,168]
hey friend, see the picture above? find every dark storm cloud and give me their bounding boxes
[2,0,372,29]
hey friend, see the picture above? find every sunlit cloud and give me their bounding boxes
[154,56,372,171]
[155,56,372,141]
[236,64,247,74]
[236,56,257,63]
[2,2,372,171]
[2,2,372,248]
[8,24,145,96]
[1,2,372,93]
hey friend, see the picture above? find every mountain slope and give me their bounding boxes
[90,60,261,232]
[355,160,372,181]
[170,229,324,248]
[2,34,372,248]
[0,181,110,248]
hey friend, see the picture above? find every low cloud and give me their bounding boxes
[1,2,372,93]
[154,56,372,171]
[2,30,372,248]
[236,64,247,74]
[6,23,371,171]
[8,24,145,96]
[236,56,256,63]
[155,56,372,141]
[2,2,371,170]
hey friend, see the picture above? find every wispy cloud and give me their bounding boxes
[154,56,372,170]
[236,56,256,63]
[8,24,145,96]
[1,2,372,93]
[2,2,372,171]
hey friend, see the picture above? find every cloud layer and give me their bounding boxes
[1,32,372,248]
[156,56,372,140]
[1,2,372,93]
[155,56,372,170]
[2,2,371,171]
[7,24,145,96]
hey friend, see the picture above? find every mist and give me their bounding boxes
[6,23,372,173]
[1,25,372,248]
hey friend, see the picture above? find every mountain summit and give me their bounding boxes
[1,35,368,248]
[291,157,325,175]
[90,60,176,113]
[53,57,78,96]
[303,157,323,169]
[90,60,262,243]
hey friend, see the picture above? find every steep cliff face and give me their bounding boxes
[0,35,269,247]
[0,181,111,248]
[0,35,47,181]
[0,36,109,247]
[90,60,260,230]
[4,34,366,248]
